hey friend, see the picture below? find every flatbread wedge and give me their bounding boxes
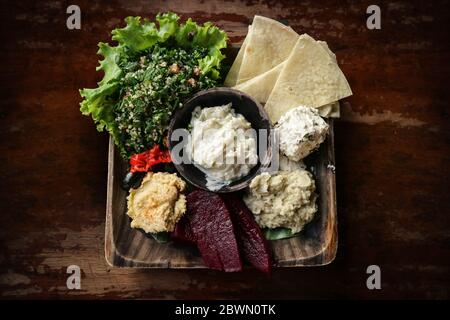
[236,16,299,84]
[233,40,339,105]
[224,26,251,87]
[318,101,340,118]
[265,34,352,123]
[233,61,285,103]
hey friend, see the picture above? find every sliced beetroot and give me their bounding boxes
[187,190,243,272]
[185,191,222,270]
[171,216,196,245]
[171,191,271,273]
[222,193,273,274]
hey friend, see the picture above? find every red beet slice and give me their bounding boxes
[222,194,273,274]
[171,216,196,245]
[187,190,243,272]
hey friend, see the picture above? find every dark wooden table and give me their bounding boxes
[0,0,449,299]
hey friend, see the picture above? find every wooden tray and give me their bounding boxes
[105,122,337,268]
[104,45,338,268]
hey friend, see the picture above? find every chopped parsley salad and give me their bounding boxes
[80,13,227,158]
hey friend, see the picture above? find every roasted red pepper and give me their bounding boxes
[129,145,172,173]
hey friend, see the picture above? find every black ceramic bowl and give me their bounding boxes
[167,87,272,192]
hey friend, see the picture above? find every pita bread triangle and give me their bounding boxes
[232,41,338,104]
[224,26,251,87]
[235,16,299,84]
[265,34,352,123]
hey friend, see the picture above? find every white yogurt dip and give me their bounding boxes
[186,103,258,191]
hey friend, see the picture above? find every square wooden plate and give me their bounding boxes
[104,46,338,268]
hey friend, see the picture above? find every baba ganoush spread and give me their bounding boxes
[244,169,317,233]
[276,106,329,161]
[187,103,258,191]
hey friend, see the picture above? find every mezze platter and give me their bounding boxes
[78,13,350,271]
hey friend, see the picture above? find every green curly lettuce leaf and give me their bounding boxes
[79,12,227,157]
[111,16,159,51]
[156,12,180,41]
[96,42,123,86]
[175,19,227,79]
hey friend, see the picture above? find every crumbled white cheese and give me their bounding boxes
[276,106,329,161]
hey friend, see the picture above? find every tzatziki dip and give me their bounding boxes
[186,103,258,191]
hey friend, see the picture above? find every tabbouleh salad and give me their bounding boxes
[79,13,227,158]
[115,45,218,156]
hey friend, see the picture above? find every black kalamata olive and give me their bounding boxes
[122,171,146,190]
[152,162,176,173]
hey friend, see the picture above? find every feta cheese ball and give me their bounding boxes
[276,106,329,161]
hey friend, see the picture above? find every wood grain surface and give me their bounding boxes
[0,0,449,299]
